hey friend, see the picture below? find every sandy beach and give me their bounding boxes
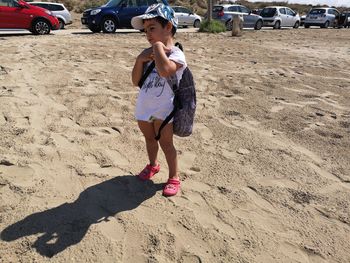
[0,27,349,262]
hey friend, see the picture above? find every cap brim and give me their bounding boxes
[131,13,158,30]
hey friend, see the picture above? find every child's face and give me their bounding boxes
[143,19,171,45]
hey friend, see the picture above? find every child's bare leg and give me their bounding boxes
[154,120,179,179]
[138,121,159,166]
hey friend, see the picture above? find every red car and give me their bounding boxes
[0,0,59,34]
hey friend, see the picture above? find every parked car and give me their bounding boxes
[81,0,167,33]
[172,6,201,28]
[29,2,72,29]
[0,0,59,34]
[212,4,264,30]
[260,6,300,29]
[338,10,350,28]
[304,7,340,28]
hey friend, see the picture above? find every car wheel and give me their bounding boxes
[32,19,51,35]
[321,20,329,28]
[193,19,201,28]
[88,25,101,33]
[304,24,310,28]
[102,17,117,33]
[273,20,280,29]
[293,21,300,29]
[254,19,263,30]
[58,19,65,29]
[225,20,233,31]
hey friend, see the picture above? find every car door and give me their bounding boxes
[0,0,11,27]
[227,5,240,22]
[327,9,336,25]
[174,7,185,26]
[239,5,253,28]
[279,7,288,26]
[0,0,31,28]
[286,8,295,26]
[181,7,193,26]
[118,0,146,28]
[332,9,340,26]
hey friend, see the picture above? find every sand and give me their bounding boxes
[0,26,349,263]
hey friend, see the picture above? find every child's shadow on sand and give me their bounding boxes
[1,175,163,257]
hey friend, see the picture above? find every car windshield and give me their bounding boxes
[309,9,326,15]
[260,8,277,17]
[103,0,123,7]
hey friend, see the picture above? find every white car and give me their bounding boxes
[260,6,300,29]
[29,2,72,29]
[172,6,201,28]
[304,8,340,28]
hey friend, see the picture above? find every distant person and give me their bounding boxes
[131,4,186,197]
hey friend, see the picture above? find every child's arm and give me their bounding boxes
[131,47,153,87]
[153,42,182,78]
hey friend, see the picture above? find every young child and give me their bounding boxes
[131,4,186,197]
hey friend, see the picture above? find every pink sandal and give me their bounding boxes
[163,178,180,196]
[138,164,160,181]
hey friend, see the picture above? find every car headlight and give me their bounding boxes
[91,9,101,15]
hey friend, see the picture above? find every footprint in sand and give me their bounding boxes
[278,242,327,263]
[0,164,37,188]
[178,151,198,175]
[195,123,215,153]
[180,253,202,263]
[270,105,284,113]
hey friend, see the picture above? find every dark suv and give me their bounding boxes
[81,0,167,33]
[339,11,350,28]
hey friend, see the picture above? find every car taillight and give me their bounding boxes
[218,11,224,17]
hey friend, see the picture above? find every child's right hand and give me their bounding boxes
[137,47,154,63]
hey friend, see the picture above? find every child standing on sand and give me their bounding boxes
[131,4,186,197]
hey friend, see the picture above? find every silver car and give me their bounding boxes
[172,6,201,28]
[304,7,340,28]
[212,4,264,30]
[29,2,72,29]
[260,6,300,29]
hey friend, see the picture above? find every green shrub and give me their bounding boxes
[199,20,226,33]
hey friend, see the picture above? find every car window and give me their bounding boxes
[41,4,53,10]
[0,0,16,7]
[260,7,277,17]
[240,6,250,14]
[127,0,137,7]
[49,4,64,11]
[33,3,49,9]
[279,8,286,15]
[310,9,326,15]
[213,6,224,12]
[286,8,294,16]
[228,6,239,12]
[180,7,190,14]
[137,0,147,6]
[172,7,179,12]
